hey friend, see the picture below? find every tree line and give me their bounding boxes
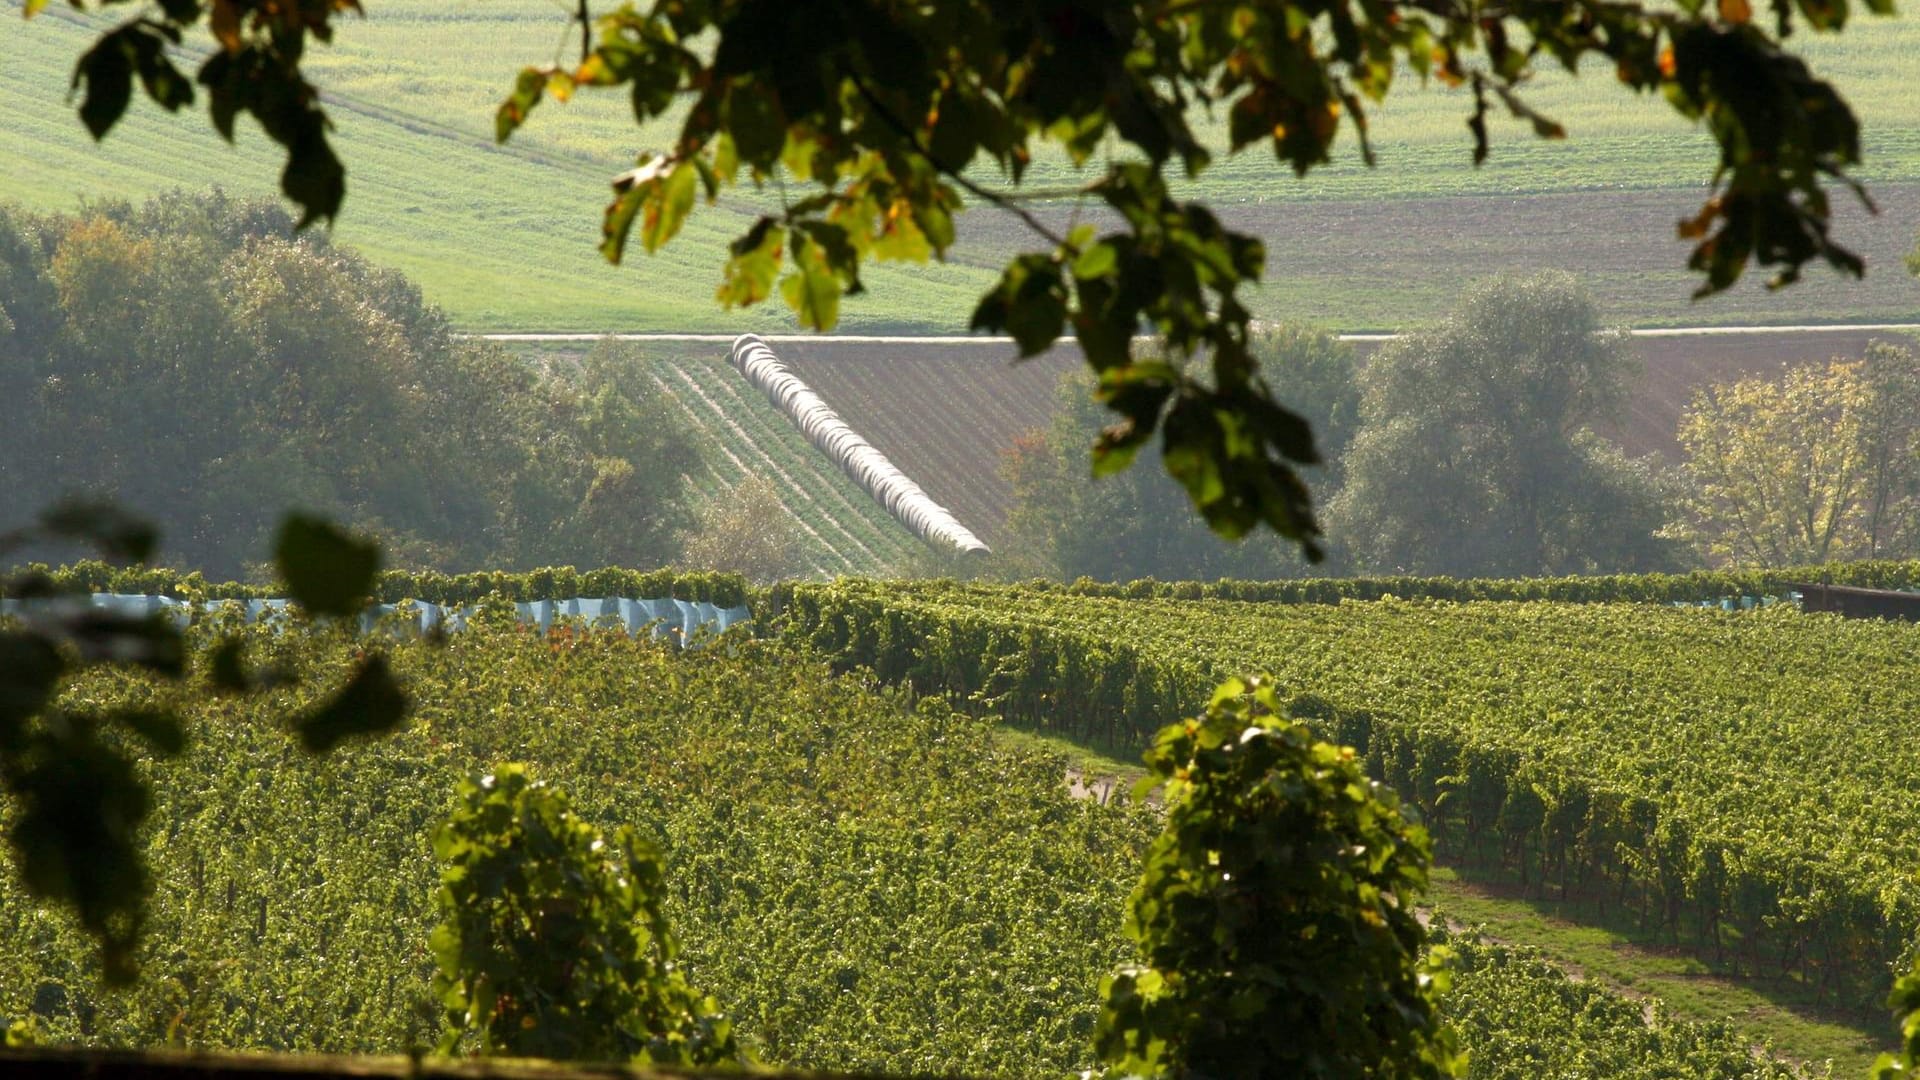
[0,191,700,581]
[1005,272,1919,582]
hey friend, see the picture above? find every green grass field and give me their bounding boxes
[6,0,1918,330]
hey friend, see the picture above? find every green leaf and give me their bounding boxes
[274,513,380,618]
[971,254,1067,358]
[0,631,64,744]
[780,234,842,330]
[113,709,186,757]
[602,171,649,265]
[34,499,158,564]
[724,78,786,171]
[66,612,186,677]
[1004,283,1067,357]
[496,66,549,143]
[295,653,409,754]
[716,217,785,308]
[1072,241,1118,281]
[780,263,840,330]
[642,159,699,253]
[72,27,136,139]
[282,123,346,229]
[209,637,249,694]
[130,32,192,113]
[8,724,152,985]
[197,49,241,141]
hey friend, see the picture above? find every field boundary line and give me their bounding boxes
[482,323,1920,346]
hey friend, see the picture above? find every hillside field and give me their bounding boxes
[5,0,1920,330]
[0,589,1865,1077]
[517,341,920,577]
[779,576,1920,1055]
[585,327,1920,553]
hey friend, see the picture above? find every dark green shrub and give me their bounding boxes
[1095,677,1458,1079]
[429,765,741,1067]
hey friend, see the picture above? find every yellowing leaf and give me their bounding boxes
[870,202,932,263]
[210,0,242,51]
[779,235,841,329]
[640,160,697,253]
[780,264,840,330]
[716,218,784,308]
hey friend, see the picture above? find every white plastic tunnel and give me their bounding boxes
[728,334,991,556]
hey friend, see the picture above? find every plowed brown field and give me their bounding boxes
[773,328,1920,545]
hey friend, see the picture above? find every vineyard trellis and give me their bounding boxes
[771,577,1920,1012]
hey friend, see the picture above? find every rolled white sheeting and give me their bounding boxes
[729,334,990,555]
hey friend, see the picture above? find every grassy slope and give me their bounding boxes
[5,1,1919,330]
[0,2,993,333]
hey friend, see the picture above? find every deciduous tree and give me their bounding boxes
[1,194,702,577]
[1674,342,1920,566]
[678,475,805,584]
[1325,274,1680,577]
[1004,326,1357,582]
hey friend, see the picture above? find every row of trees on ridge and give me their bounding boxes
[1006,273,1919,581]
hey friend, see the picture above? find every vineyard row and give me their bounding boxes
[769,578,1920,1011]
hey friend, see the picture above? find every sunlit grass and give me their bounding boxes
[5,0,1915,329]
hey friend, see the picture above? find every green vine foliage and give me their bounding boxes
[781,578,1920,1010]
[429,765,741,1067]
[1874,965,1920,1079]
[1,505,403,984]
[1096,676,1460,1080]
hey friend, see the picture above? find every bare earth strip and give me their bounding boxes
[773,341,1080,548]
[500,325,1920,543]
[948,184,1920,331]
[530,327,1917,543]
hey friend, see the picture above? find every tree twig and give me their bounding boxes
[847,74,1073,251]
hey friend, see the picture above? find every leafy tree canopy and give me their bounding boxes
[27,0,1890,557]
[0,192,701,578]
[1674,341,1920,567]
[1005,325,1358,583]
[1325,274,1682,577]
